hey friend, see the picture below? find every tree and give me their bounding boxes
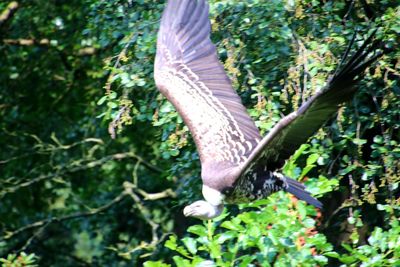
[0,0,399,266]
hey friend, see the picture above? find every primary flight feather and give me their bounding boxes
[154,0,382,220]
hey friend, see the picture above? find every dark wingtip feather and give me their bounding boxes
[317,30,384,106]
[285,178,323,209]
[332,29,381,85]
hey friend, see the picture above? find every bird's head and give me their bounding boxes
[183,200,224,220]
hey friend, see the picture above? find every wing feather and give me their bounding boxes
[155,0,260,171]
[238,33,382,177]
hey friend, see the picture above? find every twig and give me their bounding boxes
[0,136,103,161]
[18,220,52,252]
[342,0,355,24]
[370,94,387,142]
[1,191,128,242]
[104,33,138,138]
[0,151,35,165]
[3,38,51,46]
[104,32,138,95]
[2,183,176,258]
[108,105,130,139]
[2,38,122,56]
[132,159,141,186]
[321,203,349,230]
[3,38,98,56]
[348,173,357,214]
[327,150,343,175]
[0,152,162,198]
[135,187,176,200]
[118,182,175,258]
[353,98,362,156]
[0,1,18,27]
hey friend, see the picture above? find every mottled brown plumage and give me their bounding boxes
[154,0,260,191]
[154,0,382,219]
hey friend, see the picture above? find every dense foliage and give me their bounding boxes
[0,0,399,266]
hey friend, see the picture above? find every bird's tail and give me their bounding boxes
[285,177,323,209]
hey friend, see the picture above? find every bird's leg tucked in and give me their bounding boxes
[183,185,225,220]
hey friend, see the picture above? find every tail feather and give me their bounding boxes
[285,177,323,209]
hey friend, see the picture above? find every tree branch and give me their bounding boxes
[3,38,50,46]
[1,184,176,257]
[116,182,174,258]
[135,187,176,200]
[0,1,18,28]
[1,190,128,242]
[2,38,100,56]
[0,152,162,198]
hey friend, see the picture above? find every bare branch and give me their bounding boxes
[76,47,97,56]
[3,38,50,46]
[0,152,162,198]
[18,220,52,252]
[1,183,175,256]
[117,182,173,258]
[135,187,176,200]
[2,38,100,56]
[0,137,103,165]
[1,191,128,242]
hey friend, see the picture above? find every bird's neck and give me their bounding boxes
[206,203,224,219]
[202,185,225,206]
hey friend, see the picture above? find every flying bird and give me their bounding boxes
[154,0,382,220]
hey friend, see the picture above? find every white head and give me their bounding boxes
[183,200,224,220]
[183,185,225,220]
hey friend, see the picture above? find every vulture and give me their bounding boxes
[154,0,382,220]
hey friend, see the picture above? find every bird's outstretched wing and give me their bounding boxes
[154,0,260,173]
[238,32,382,175]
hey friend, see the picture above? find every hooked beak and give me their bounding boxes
[183,205,194,217]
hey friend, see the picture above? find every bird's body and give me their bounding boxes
[225,170,286,203]
[154,0,382,219]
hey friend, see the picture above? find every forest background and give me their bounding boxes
[0,0,399,266]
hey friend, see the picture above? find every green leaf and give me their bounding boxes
[165,235,178,251]
[306,153,320,166]
[216,231,237,244]
[107,101,118,109]
[342,243,353,252]
[300,165,315,178]
[324,251,339,258]
[339,255,357,264]
[97,95,108,105]
[143,261,171,267]
[352,138,367,146]
[221,221,243,231]
[172,256,191,267]
[291,144,309,162]
[182,237,197,255]
[188,225,207,237]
